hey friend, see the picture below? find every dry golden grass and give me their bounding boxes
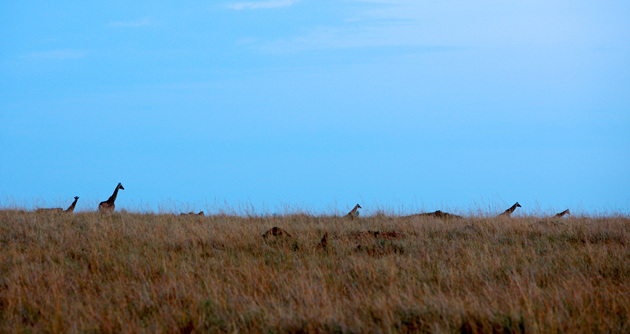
[0,210,628,333]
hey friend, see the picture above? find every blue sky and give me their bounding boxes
[1,0,629,215]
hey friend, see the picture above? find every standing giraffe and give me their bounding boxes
[346,204,362,220]
[98,183,124,213]
[554,209,570,217]
[498,202,521,217]
[65,196,79,213]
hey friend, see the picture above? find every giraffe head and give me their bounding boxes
[117,183,125,190]
[515,202,521,208]
[74,196,79,200]
[357,204,362,209]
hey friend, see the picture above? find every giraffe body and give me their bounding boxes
[346,204,362,220]
[98,183,124,213]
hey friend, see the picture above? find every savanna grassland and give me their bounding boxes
[0,210,628,333]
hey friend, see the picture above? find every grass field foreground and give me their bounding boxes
[0,210,629,332]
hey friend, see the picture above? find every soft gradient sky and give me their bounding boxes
[1,1,629,215]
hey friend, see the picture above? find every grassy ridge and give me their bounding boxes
[0,210,628,333]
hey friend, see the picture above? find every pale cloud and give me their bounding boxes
[25,49,89,60]
[108,18,153,27]
[254,24,460,54]
[249,0,596,53]
[228,0,297,10]
[343,0,596,48]
[240,1,457,53]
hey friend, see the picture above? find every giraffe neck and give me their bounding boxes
[66,198,79,211]
[107,187,120,203]
[350,205,359,214]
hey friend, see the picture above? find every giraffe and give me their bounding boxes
[554,209,570,218]
[98,183,124,213]
[65,196,79,213]
[498,202,521,217]
[346,204,362,220]
[36,196,79,213]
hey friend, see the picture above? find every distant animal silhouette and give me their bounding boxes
[180,211,204,216]
[319,232,328,250]
[346,204,362,220]
[262,226,292,238]
[36,196,79,213]
[498,202,521,217]
[98,183,124,213]
[410,210,462,219]
[554,209,570,217]
[65,196,79,213]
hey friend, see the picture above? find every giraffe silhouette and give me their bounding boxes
[65,196,79,212]
[498,202,521,217]
[36,196,79,213]
[346,204,362,220]
[98,183,124,213]
[554,209,570,217]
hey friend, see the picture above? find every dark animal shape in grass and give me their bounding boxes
[180,211,204,216]
[262,226,292,239]
[554,209,570,218]
[319,232,329,250]
[410,210,463,219]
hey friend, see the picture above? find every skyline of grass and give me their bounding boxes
[2,196,628,217]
